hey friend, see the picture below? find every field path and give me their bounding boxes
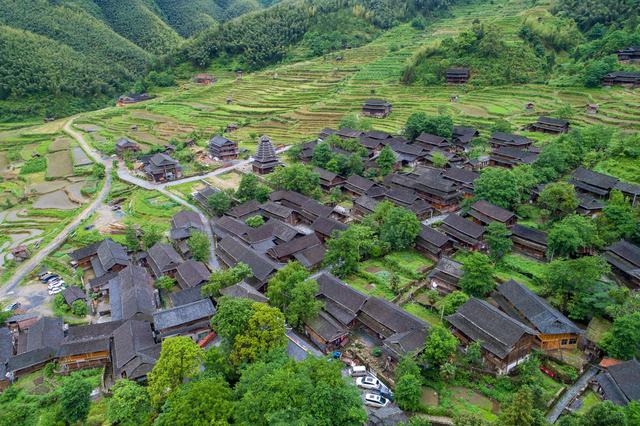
[1,123,113,292]
[546,365,599,424]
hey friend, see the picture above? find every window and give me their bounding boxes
[569,338,577,345]
[561,339,568,345]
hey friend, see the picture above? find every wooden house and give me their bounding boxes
[175,260,210,290]
[310,216,347,242]
[208,136,239,161]
[62,286,86,308]
[107,265,155,322]
[192,73,216,85]
[362,99,392,118]
[304,273,368,352]
[107,319,161,387]
[446,68,470,84]
[153,299,215,342]
[252,136,280,174]
[617,47,640,63]
[604,240,640,289]
[410,167,462,212]
[416,224,454,261]
[170,210,205,258]
[115,138,140,157]
[489,146,539,168]
[357,297,430,360]
[494,280,581,351]
[6,317,63,380]
[613,181,640,207]
[593,359,640,406]
[117,93,152,106]
[576,193,605,217]
[440,214,485,250]
[336,128,365,140]
[269,190,335,224]
[352,195,379,219]
[266,233,324,264]
[0,328,11,390]
[193,183,219,214]
[260,201,296,225]
[387,140,428,167]
[526,116,570,134]
[452,126,479,151]
[446,298,539,375]
[602,72,640,86]
[142,153,181,182]
[441,167,479,196]
[216,236,280,290]
[468,200,516,227]
[220,281,269,303]
[147,243,183,279]
[384,187,433,219]
[228,200,262,221]
[569,167,618,198]
[489,132,533,149]
[57,321,123,373]
[427,256,463,295]
[69,239,129,285]
[414,133,451,151]
[510,224,548,260]
[314,167,345,191]
[10,245,30,262]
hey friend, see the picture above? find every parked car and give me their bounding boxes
[42,274,60,283]
[48,288,63,296]
[356,376,381,390]
[364,393,389,408]
[48,281,65,289]
[38,270,50,279]
[348,365,368,377]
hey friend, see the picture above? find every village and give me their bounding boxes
[1,53,640,423]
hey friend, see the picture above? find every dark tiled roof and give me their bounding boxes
[109,265,155,321]
[361,297,429,335]
[293,244,326,269]
[212,216,252,239]
[209,135,236,148]
[153,299,215,331]
[418,225,451,248]
[267,233,322,259]
[538,116,569,127]
[306,310,348,341]
[354,195,379,213]
[469,200,515,223]
[176,260,210,289]
[415,133,449,147]
[314,167,339,182]
[314,272,368,322]
[260,201,294,219]
[607,359,640,402]
[7,347,56,372]
[246,219,299,244]
[336,128,364,139]
[170,287,205,306]
[112,320,159,380]
[345,174,376,192]
[25,317,64,353]
[69,240,102,261]
[219,281,269,303]
[62,286,86,306]
[446,298,536,359]
[511,224,547,246]
[228,200,262,219]
[364,130,392,140]
[218,236,279,283]
[442,214,485,239]
[571,167,618,194]
[172,210,204,231]
[148,243,182,275]
[442,167,479,184]
[614,181,640,196]
[0,328,12,377]
[577,192,605,210]
[311,216,347,237]
[495,280,580,335]
[429,256,463,279]
[490,132,532,147]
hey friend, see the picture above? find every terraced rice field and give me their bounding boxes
[46,150,73,178]
[76,0,640,162]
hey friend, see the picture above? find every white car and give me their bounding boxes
[364,393,389,408]
[356,376,381,390]
[48,288,63,296]
[49,281,65,289]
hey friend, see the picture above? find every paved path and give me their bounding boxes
[546,365,599,424]
[422,214,450,226]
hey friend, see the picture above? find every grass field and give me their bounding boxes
[71,0,640,180]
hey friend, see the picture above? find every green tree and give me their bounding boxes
[538,182,579,220]
[395,374,422,411]
[203,346,236,382]
[236,173,270,202]
[124,222,140,251]
[474,167,522,210]
[201,262,252,297]
[598,190,638,243]
[499,385,543,426]
[107,380,152,426]
[142,225,163,250]
[545,256,609,313]
[379,205,421,250]
[422,325,458,367]
[324,225,377,278]
[211,296,256,345]
[267,262,322,329]
[547,214,601,259]
[245,215,264,228]
[155,376,234,426]
[268,163,321,198]
[377,145,396,176]
[436,291,469,316]
[60,373,92,425]
[71,300,87,317]
[431,151,449,168]
[485,222,513,261]
[187,231,210,262]
[147,336,204,408]
[312,142,333,167]
[404,112,453,140]
[459,252,495,297]
[235,355,367,425]
[454,412,490,426]
[232,303,287,364]
[339,112,371,131]
[395,356,421,381]
[581,400,628,426]
[208,190,233,216]
[600,311,640,360]
[155,276,176,291]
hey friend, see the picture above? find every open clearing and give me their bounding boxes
[32,190,79,210]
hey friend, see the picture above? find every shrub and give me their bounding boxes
[71,300,88,317]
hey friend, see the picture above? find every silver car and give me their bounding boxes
[364,393,389,408]
[356,376,381,390]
